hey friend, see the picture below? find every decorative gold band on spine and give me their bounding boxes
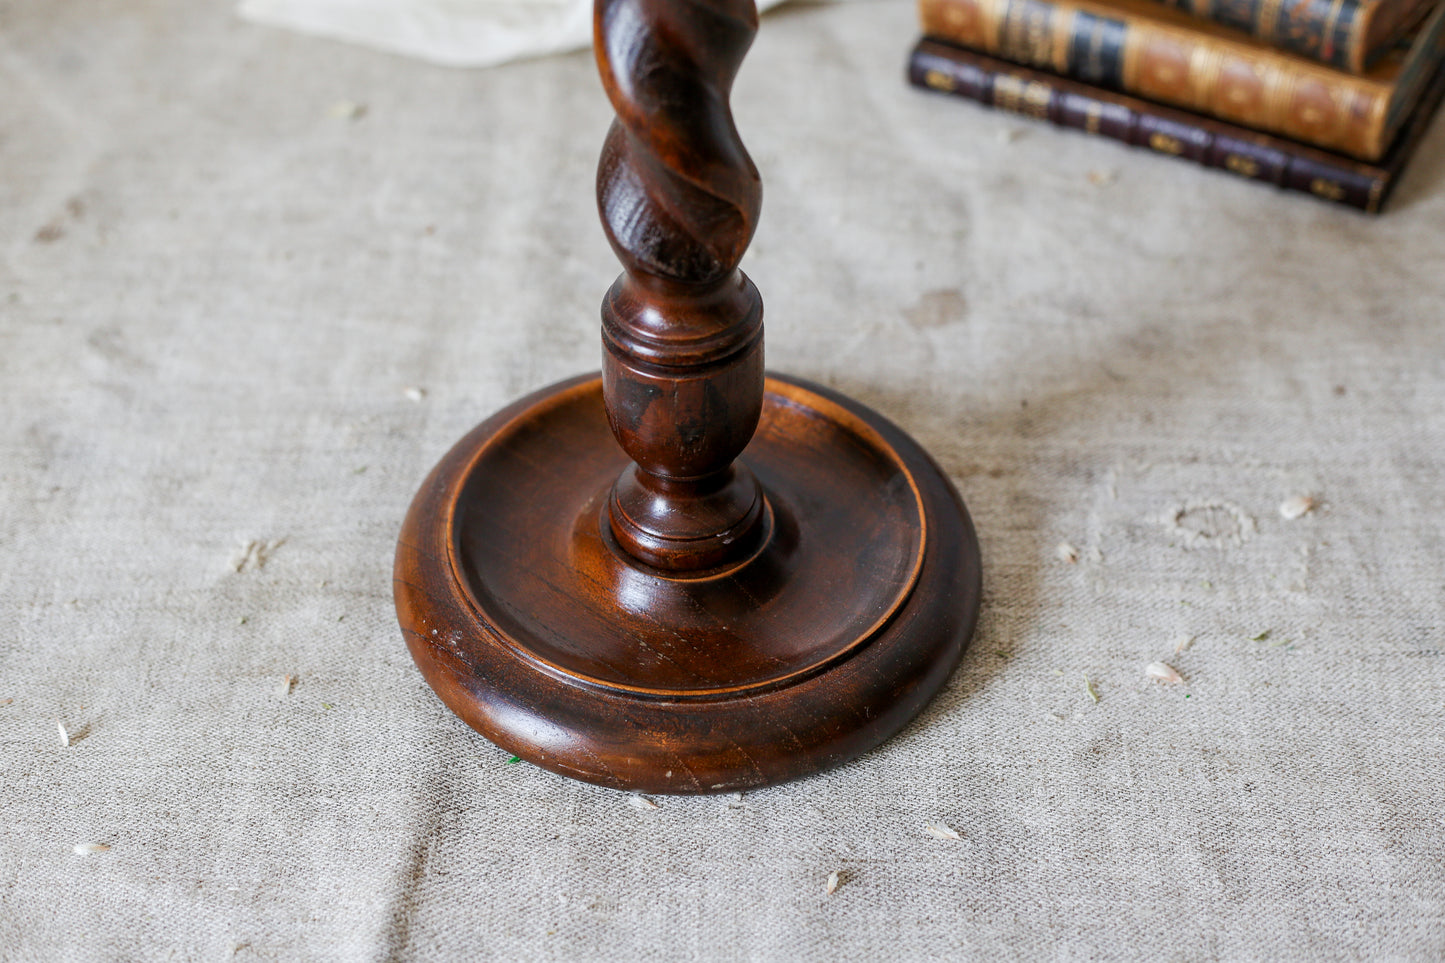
[1256,0,1285,44]
[1055,7,1077,74]
[1119,13,1142,90]
[1189,45,1224,115]
[1320,0,1350,57]
[983,0,1005,50]
[1263,57,1293,134]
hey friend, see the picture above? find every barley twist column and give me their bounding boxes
[595,0,769,572]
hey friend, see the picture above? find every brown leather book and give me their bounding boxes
[918,0,1445,159]
[1154,0,1435,74]
[909,38,1445,211]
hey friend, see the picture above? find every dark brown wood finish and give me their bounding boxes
[596,0,767,572]
[393,0,983,793]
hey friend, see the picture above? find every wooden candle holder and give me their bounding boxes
[394,0,982,793]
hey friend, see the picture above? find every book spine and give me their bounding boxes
[1154,0,1371,73]
[917,0,1393,159]
[908,40,1387,210]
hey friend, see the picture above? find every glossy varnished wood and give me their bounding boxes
[393,0,984,792]
[596,0,768,572]
[395,374,981,792]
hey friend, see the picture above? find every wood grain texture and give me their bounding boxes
[393,0,983,793]
[395,375,982,792]
[596,0,768,572]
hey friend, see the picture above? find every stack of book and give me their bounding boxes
[909,0,1445,210]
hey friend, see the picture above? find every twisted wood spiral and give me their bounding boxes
[596,0,761,285]
[594,0,770,572]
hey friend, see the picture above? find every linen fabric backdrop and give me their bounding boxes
[2,0,1444,959]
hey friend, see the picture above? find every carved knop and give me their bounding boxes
[594,0,770,572]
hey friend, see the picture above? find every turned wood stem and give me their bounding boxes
[397,0,983,789]
[594,0,769,572]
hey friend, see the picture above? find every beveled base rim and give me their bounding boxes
[394,372,983,794]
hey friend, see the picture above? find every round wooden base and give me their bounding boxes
[394,373,982,793]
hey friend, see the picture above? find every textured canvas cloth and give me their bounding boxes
[3,0,1445,959]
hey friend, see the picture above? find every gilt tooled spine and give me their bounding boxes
[917,0,1418,160]
[1154,0,1368,72]
[909,40,1399,211]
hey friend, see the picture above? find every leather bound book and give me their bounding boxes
[909,38,1445,211]
[918,0,1445,160]
[1154,0,1435,74]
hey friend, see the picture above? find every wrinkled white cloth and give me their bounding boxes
[236,0,855,67]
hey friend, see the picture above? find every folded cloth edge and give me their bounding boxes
[236,0,811,69]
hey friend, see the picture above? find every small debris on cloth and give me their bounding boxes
[0,698,12,707]
[1055,542,1080,564]
[997,128,1024,144]
[231,538,287,573]
[1145,662,1184,685]
[276,674,296,696]
[328,100,367,120]
[1087,169,1118,187]
[56,719,70,747]
[73,843,110,856]
[924,822,962,841]
[1279,494,1317,520]
[1252,629,1272,642]
[403,386,427,402]
[1083,674,1099,703]
[628,795,659,811]
[824,871,841,895]
[1173,634,1194,656]
[726,792,745,809]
